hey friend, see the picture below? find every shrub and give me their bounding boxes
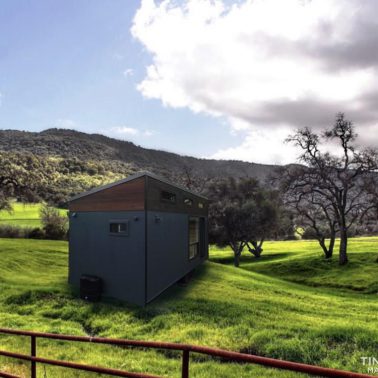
[0,225,25,238]
[284,234,301,241]
[40,205,68,240]
[301,227,318,240]
[301,227,336,240]
[27,227,45,239]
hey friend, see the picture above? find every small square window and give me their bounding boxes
[161,190,176,203]
[109,221,129,236]
[184,198,193,206]
[198,202,204,209]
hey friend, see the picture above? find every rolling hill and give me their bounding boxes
[0,128,279,181]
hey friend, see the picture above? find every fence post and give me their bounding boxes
[31,335,36,378]
[181,350,189,378]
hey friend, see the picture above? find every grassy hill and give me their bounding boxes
[0,203,66,228]
[210,238,378,293]
[0,237,377,377]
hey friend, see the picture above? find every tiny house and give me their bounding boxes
[68,172,208,306]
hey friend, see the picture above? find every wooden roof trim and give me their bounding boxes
[69,171,208,202]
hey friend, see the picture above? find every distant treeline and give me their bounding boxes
[0,128,278,182]
[0,151,135,208]
[0,128,280,209]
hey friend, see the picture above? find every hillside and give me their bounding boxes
[0,237,377,377]
[0,128,279,181]
[0,203,66,228]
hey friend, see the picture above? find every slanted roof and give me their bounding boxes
[69,171,208,202]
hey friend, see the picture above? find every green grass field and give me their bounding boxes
[0,237,377,377]
[0,203,66,228]
[210,238,378,293]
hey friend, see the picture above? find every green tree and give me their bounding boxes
[206,178,279,266]
[0,152,46,210]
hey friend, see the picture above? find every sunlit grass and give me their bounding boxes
[0,237,377,377]
[0,202,67,228]
[210,237,378,293]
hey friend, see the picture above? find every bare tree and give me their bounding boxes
[283,185,338,258]
[162,163,209,194]
[180,163,210,194]
[284,113,378,265]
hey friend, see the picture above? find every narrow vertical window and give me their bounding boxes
[189,217,200,260]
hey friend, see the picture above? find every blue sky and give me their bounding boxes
[0,0,242,158]
[1,1,378,164]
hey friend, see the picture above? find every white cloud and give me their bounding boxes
[104,126,155,139]
[110,126,139,136]
[113,53,124,61]
[210,126,298,165]
[143,130,155,137]
[53,118,77,129]
[123,68,134,77]
[132,0,378,164]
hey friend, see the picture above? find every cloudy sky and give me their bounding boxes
[1,0,378,165]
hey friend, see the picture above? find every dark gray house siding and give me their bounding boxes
[146,212,208,302]
[68,172,208,306]
[69,211,146,305]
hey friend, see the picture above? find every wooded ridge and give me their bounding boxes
[0,128,279,181]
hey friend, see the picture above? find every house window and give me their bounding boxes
[161,190,176,204]
[109,221,129,235]
[198,202,204,209]
[184,198,193,206]
[189,217,200,260]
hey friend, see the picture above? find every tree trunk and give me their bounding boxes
[339,227,348,265]
[326,232,336,259]
[318,231,336,259]
[234,252,240,267]
[246,239,264,258]
[231,242,244,267]
[318,237,329,258]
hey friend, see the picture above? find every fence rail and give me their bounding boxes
[0,328,374,378]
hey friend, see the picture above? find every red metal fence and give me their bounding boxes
[0,328,374,378]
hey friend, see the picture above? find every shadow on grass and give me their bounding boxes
[144,264,212,307]
[4,265,219,333]
[210,253,292,265]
